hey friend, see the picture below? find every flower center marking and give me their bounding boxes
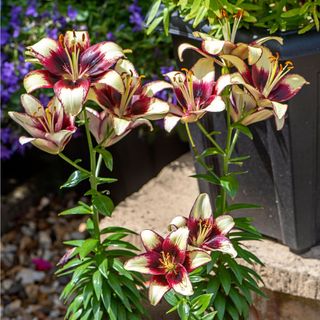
[263,52,294,97]
[159,251,176,273]
[196,219,212,246]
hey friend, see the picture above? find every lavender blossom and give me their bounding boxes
[128,0,144,32]
[67,5,77,21]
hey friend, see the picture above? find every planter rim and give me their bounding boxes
[168,11,320,60]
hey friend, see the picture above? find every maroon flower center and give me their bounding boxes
[159,251,177,273]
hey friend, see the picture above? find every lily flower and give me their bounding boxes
[87,59,171,135]
[9,94,76,154]
[178,10,282,67]
[24,31,125,116]
[124,227,211,306]
[222,47,308,129]
[163,58,230,132]
[230,85,273,126]
[169,193,237,258]
[85,107,151,147]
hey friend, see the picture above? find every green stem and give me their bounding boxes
[185,122,212,172]
[83,109,100,242]
[196,121,224,155]
[58,153,90,175]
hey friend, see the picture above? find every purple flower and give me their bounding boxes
[1,28,10,45]
[26,0,38,17]
[39,93,51,106]
[160,66,174,74]
[1,145,12,160]
[32,258,53,271]
[106,32,115,41]
[2,62,19,85]
[67,5,77,21]
[46,28,58,39]
[1,128,12,144]
[128,0,144,32]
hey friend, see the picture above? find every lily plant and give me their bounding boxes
[9,12,308,318]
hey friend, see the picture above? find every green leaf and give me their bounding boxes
[112,259,134,280]
[60,170,90,189]
[92,192,114,216]
[226,303,239,320]
[232,124,253,140]
[83,283,94,309]
[202,311,218,320]
[207,276,220,296]
[100,226,137,235]
[63,240,85,247]
[227,203,262,211]
[98,259,109,279]
[220,175,238,198]
[146,0,162,26]
[92,270,103,300]
[193,7,208,27]
[191,293,213,315]
[191,173,220,185]
[96,177,117,185]
[105,249,136,257]
[96,148,113,171]
[147,16,163,35]
[281,8,301,18]
[219,266,231,294]
[214,292,226,320]
[229,287,244,315]
[164,290,179,306]
[197,147,221,159]
[79,239,98,259]
[178,300,190,320]
[163,7,170,36]
[108,273,132,312]
[224,256,243,284]
[103,239,139,251]
[59,205,93,216]
[101,283,111,313]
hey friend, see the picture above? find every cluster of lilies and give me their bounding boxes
[9,26,307,304]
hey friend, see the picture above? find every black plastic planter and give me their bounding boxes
[168,14,320,252]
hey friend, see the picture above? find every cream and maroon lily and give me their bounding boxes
[88,59,171,135]
[163,58,230,132]
[178,11,282,67]
[85,107,151,147]
[9,94,76,154]
[169,194,237,258]
[222,47,308,129]
[24,31,125,116]
[124,227,211,306]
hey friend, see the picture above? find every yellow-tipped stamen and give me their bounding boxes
[159,251,176,273]
[196,219,212,246]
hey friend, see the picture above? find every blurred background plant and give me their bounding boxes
[146,0,320,36]
[1,0,175,160]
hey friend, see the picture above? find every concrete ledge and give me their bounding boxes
[101,153,320,301]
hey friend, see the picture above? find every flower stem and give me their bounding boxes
[58,153,90,175]
[196,121,224,155]
[83,108,100,242]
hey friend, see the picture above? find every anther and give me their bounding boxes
[59,34,64,45]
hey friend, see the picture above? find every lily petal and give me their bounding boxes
[202,39,226,55]
[214,74,231,95]
[215,215,235,235]
[54,78,90,116]
[26,38,59,60]
[124,252,163,275]
[272,101,288,120]
[204,95,225,112]
[178,43,211,61]
[163,227,189,253]
[149,275,170,306]
[268,74,308,102]
[113,117,131,135]
[95,70,124,94]
[141,229,164,253]
[191,58,215,82]
[220,54,252,85]
[9,112,45,138]
[168,216,188,231]
[20,136,60,154]
[114,58,138,77]
[130,97,169,120]
[20,94,44,117]
[166,264,193,296]
[142,81,173,97]
[190,193,212,220]
[241,109,273,126]
[80,41,124,77]
[48,129,75,147]
[23,70,56,93]
[204,235,237,258]
[184,250,211,272]
[164,114,181,133]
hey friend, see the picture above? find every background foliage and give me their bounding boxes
[146,0,320,36]
[1,0,174,159]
